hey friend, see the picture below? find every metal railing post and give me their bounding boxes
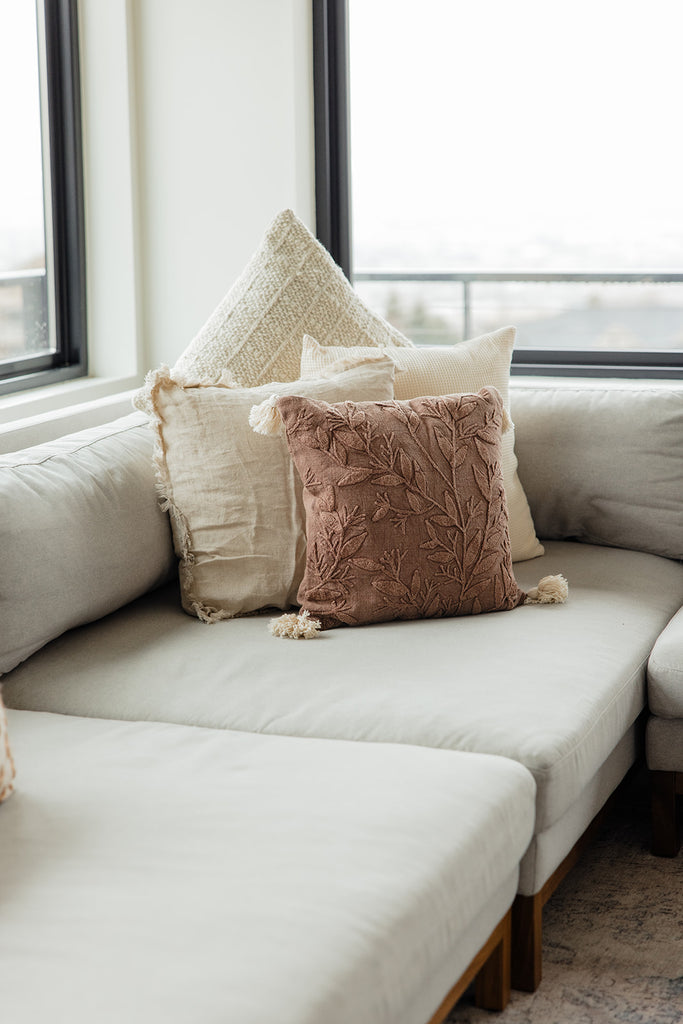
[462,279,471,340]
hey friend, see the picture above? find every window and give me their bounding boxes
[0,0,85,396]
[314,0,683,378]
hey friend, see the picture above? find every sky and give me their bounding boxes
[348,0,683,271]
[2,1,681,276]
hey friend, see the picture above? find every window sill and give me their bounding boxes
[0,375,142,454]
[510,374,683,391]
[0,374,140,423]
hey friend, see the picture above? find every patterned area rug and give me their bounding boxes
[449,766,683,1023]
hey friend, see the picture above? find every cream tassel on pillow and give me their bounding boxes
[270,610,321,640]
[268,576,568,638]
[524,574,569,605]
[249,395,284,436]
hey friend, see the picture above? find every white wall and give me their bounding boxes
[80,0,142,384]
[131,0,315,371]
[0,0,315,445]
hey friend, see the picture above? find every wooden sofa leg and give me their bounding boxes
[475,910,511,1010]
[651,770,681,857]
[511,893,543,992]
[425,911,512,1023]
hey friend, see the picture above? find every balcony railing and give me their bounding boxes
[354,269,683,341]
[0,269,49,364]
[352,270,683,376]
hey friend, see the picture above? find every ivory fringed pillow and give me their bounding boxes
[133,360,396,622]
[0,693,16,803]
[172,209,412,388]
[300,329,543,563]
[259,387,567,636]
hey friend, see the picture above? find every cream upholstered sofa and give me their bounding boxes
[1,211,682,1020]
[1,708,535,1024]
[1,376,682,1021]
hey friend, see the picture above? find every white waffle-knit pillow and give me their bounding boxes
[300,328,543,563]
[172,209,412,388]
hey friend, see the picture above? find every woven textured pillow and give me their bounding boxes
[274,387,528,631]
[0,694,15,803]
[172,209,412,388]
[301,329,543,563]
[134,361,396,622]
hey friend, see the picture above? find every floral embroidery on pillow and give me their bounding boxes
[276,386,527,630]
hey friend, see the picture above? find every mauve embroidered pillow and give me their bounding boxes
[300,329,543,563]
[276,386,527,630]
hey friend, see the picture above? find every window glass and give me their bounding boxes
[0,1,51,365]
[0,0,85,396]
[348,0,683,368]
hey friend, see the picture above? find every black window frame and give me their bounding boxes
[313,0,683,380]
[0,0,86,397]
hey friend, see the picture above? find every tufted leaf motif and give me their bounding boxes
[338,468,374,486]
[276,387,526,630]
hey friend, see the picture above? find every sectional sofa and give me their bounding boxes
[1,211,682,1022]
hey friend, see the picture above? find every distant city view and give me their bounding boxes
[348,0,683,355]
[353,274,683,352]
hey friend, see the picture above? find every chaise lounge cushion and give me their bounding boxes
[5,542,683,846]
[1,710,535,1024]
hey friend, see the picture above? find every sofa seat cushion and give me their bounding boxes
[0,710,534,1024]
[647,605,683,717]
[4,543,683,834]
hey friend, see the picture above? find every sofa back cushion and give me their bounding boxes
[511,382,683,561]
[0,413,175,675]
